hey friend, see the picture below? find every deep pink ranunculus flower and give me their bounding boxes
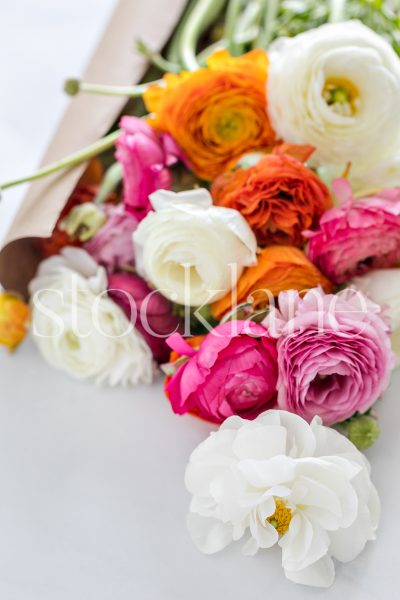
[116,116,182,221]
[84,204,137,272]
[264,287,395,425]
[304,178,400,284]
[107,272,183,364]
[165,321,278,424]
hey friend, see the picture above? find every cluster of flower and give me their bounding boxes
[17,21,398,428]
[2,19,400,587]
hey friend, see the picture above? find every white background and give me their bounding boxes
[0,1,399,598]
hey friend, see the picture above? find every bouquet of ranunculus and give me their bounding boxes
[1,0,400,588]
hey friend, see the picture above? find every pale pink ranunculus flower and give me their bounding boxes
[263,287,395,425]
[116,116,183,221]
[304,178,400,284]
[165,321,278,424]
[84,204,137,273]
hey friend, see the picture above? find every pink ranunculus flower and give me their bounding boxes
[116,116,182,221]
[107,272,183,364]
[264,287,395,426]
[304,178,400,284]
[165,321,278,424]
[84,204,137,273]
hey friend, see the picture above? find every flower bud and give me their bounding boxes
[60,202,107,242]
[347,415,380,450]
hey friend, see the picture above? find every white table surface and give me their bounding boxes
[0,2,399,599]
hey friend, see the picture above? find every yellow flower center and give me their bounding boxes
[323,78,360,117]
[266,499,293,536]
[214,112,244,141]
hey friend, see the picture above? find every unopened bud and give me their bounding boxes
[348,415,380,450]
[60,202,107,242]
[64,78,80,96]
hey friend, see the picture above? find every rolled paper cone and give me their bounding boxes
[0,0,187,298]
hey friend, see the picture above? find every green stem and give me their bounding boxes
[256,0,280,49]
[235,0,264,47]
[197,39,228,65]
[224,0,243,54]
[179,0,228,70]
[251,0,267,49]
[0,130,121,192]
[220,302,253,324]
[94,162,123,205]
[166,0,199,63]
[136,39,181,73]
[64,78,161,98]
[328,0,347,23]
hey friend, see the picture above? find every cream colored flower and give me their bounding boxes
[29,247,154,386]
[186,410,379,588]
[133,189,257,306]
[267,21,400,188]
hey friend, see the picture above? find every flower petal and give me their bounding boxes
[187,514,234,554]
[284,554,335,588]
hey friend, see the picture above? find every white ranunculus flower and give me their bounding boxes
[352,269,400,365]
[29,247,154,386]
[133,188,257,306]
[186,410,379,588]
[267,21,400,187]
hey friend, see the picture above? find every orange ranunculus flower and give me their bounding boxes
[211,145,332,246]
[0,292,30,350]
[144,50,276,181]
[211,246,333,320]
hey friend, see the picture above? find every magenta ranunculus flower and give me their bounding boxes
[264,287,395,425]
[116,116,182,221]
[84,204,137,273]
[304,179,400,284]
[165,321,278,424]
[107,272,183,364]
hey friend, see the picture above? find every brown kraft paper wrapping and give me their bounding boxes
[0,0,187,297]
